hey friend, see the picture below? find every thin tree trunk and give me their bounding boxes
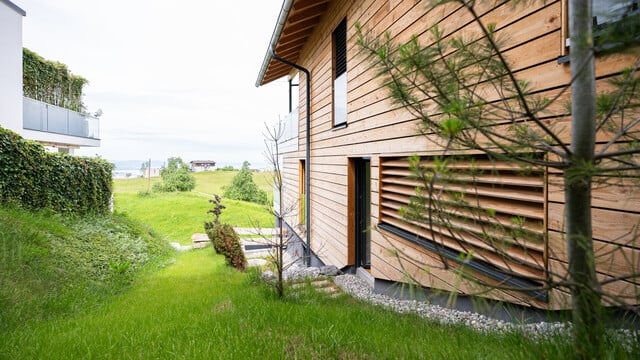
[567,0,603,357]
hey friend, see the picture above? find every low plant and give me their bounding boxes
[204,194,246,271]
[207,223,246,271]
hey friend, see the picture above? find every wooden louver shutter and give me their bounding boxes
[334,18,347,78]
[379,155,547,290]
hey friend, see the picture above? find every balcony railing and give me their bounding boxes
[23,97,100,139]
[280,107,299,153]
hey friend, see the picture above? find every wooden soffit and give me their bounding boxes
[256,0,331,86]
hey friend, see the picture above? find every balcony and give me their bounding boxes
[23,96,99,140]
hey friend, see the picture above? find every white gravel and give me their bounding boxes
[331,273,638,349]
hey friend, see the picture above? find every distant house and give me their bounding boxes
[189,160,216,172]
[255,0,640,311]
[0,0,100,154]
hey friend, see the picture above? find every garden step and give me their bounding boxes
[191,233,209,249]
[289,278,342,297]
[234,227,287,236]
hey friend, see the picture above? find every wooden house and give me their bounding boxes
[255,0,640,310]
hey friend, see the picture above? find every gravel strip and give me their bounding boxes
[332,273,638,349]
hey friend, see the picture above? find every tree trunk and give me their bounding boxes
[566,0,603,357]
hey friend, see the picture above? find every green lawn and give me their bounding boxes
[113,170,275,245]
[115,192,273,245]
[0,250,568,359]
[115,170,273,196]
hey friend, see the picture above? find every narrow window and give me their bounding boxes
[333,18,347,127]
[299,159,306,226]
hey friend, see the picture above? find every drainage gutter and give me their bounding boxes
[255,0,312,266]
[270,49,312,267]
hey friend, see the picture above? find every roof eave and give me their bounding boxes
[0,0,26,16]
[255,0,295,87]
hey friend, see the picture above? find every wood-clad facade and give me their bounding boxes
[256,0,640,310]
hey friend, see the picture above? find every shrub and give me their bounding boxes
[206,223,246,271]
[223,161,268,205]
[204,195,246,271]
[0,126,113,214]
[153,157,195,192]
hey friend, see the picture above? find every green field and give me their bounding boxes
[114,170,275,245]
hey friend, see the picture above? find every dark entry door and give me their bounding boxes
[354,158,371,269]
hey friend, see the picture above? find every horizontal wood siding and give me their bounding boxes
[273,0,639,309]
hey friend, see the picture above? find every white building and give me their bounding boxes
[0,0,100,153]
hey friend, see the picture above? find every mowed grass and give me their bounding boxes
[114,170,274,245]
[0,250,566,359]
[114,170,273,196]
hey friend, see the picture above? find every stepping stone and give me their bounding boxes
[247,258,268,267]
[191,233,209,249]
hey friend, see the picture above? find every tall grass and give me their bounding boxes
[0,206,172,331]
[0,250,581,359]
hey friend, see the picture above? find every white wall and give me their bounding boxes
[0,0,24,133]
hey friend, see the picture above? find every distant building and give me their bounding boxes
[189,160,216,172]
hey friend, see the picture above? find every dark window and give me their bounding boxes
[333,18,347,127]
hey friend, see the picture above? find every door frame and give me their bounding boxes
[348,157,371,268]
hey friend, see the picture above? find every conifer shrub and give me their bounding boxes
[204,195,246,271]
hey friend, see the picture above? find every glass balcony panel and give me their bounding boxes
[23,98,46,131]
[47,105,68,134]
[22,97,99,139]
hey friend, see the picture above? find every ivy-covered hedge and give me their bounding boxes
[23,48,88,113]
[0,127,113,214]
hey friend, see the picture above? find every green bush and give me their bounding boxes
[223,161,268,205]
[205,223,246,271]
[204,195,245,271]
[0,127,113,214]
[153,157,195,192]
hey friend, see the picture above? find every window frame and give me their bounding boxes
[560,0,639,60]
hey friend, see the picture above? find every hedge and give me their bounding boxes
[0,127,113,214]
[23,48,88,113]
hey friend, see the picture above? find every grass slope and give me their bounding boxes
[0,206,172,331]
[114,170,274,245]
[115,192,273,245]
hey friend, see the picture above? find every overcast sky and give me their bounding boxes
[14,0,290,168]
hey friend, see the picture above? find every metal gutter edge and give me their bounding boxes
[270,49,312,267]
[255,0,294,87]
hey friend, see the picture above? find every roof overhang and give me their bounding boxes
[0,0,26,16]
[255,0,331,87]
